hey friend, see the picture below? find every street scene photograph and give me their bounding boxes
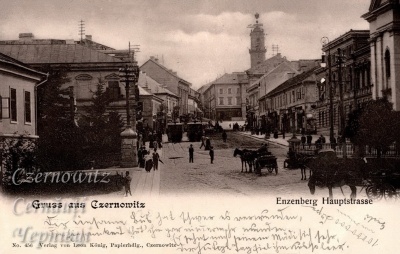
[1,1,400,253]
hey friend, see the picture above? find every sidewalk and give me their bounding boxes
[96,141,162,198]
[237,131,332,148]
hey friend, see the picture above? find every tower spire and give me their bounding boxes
[248,13,266,68]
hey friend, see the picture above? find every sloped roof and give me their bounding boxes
[249,60,299,91]
[267,67,318,96]
[138,85,151,96]
[0,52,25,65]
[197,81,213,93]
[138,71,178,97]
[246,53,287,74]
[0,52,47,79]
[213,73,240,84]
[141,58,192,86]
[0,43,124,64]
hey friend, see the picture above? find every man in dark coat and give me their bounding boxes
[189,144,194,163]
[209,146,214,164]
[222,131,227,142]
[301,134,306,149]
[152,150,163,170]
[205,137,211,150]
[307,134,312,147]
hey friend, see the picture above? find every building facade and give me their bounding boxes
[0,53,47,138]
[316,30,371,137]
[140,57,191,116]
[201,72,247,121]
[138,71,178,130]
[261,67,319,134]
[0,33,135,125]
[362,0,400,110]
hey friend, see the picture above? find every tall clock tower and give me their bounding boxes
[249,13,266,68]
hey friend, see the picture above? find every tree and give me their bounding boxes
[345,98,397,157]
[36,66,87,171]
[80,78,124,166]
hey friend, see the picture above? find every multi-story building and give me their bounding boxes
[138,71,178,129]
[140,57,191,116]
[200,72,247,121]
[362,0,400,110]
[0,53,47,139]
[261,67,319,134]
[316,30,371,137]
[247,59,300,128]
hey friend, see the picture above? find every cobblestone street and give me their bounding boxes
[158,132,366,198]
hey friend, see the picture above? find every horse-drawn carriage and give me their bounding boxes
[255,154,278,175]
[362,158,400,200]
[306,149,400,199]
[233,144,278,176]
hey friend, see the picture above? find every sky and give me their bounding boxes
[0,0,370,89]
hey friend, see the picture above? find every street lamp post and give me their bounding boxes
[119,62,140,167]
[321,37,335,143]
[337,48,347,158]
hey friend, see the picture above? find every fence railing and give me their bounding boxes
[295,142,400,158]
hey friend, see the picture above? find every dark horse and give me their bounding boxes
[307,151,365,199]
[298,154,315,180]
[233,148,257,173]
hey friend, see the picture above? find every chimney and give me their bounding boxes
[85,35,92,41]
[19,33,34,41]
[287,72,295,79]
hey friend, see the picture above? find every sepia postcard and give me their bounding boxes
[1,0,399,253]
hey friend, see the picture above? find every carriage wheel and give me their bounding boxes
[275,166,278,175]
[382,183,396,200]
[366,185,383,200]
[395,188,400,200]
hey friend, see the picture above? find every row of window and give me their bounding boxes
[219,87,240,94]
[218,97,241,106]
[0,88,31,123]
[273,87,305,109]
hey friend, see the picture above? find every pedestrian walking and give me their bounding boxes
[153,140,158,151]
[145,154,153,172]
[200,135,205,149]
[124,171,132,196]
[205,137,211,150]
[320,134,326,144]
[152,150,163,170]
[222,130,227,142]
[209,146,214,164]
[330,136,337,150]
[301,134,306,149]
[189,144,194,163]
[307,134,312,147]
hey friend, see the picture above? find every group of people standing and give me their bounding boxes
[138,143,163,173]
[189,132,216,164]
